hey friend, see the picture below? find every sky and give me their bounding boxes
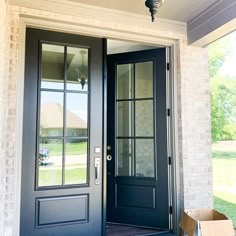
[219,31,236,78]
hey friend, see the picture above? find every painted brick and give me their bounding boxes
[0,0,9,235]
[177,40,213,210]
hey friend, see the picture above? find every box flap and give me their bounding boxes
[200,220,234,236]
[213,210,228,220]
[179,210,196,236]
[189,208,215,221]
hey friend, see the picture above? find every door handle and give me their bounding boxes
[94,157,101,185]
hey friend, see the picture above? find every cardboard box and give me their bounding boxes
[179,209,234,236]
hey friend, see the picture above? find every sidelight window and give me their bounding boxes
[37,43,89,188]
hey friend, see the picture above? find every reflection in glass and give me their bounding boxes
[117,101,134,137]
[41,44,64,90]
[135,62,153,98]
[66,93,88,137]
[65,139,87,185]
[136,139,154,177]
[117,64,133,100]
[135,100,153,137]
[40,91,64,137]
[67,47,89,91]
[38,139,63,186]
[117,139,134,176]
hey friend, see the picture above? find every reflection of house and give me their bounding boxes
[41,102,87,137]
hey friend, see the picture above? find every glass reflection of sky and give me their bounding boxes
[41,81,63,90]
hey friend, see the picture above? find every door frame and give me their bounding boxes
[15,15,180,236]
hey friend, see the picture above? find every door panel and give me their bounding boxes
[20,28,103,236]
[107,49,169,229]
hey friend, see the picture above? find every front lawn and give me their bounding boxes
[212,141,236,228]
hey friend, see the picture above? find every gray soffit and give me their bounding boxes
[65,0,218,22]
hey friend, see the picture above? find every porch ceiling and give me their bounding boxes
[67,0,218,23]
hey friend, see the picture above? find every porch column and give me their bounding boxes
[177,40,213,209]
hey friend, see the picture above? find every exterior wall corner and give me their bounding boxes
[176,39,213,210]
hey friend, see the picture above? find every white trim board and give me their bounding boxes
[9,0,187,41]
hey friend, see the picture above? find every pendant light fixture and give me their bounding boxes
[145,0,164,22]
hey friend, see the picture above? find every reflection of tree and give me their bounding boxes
[40,124,47,144]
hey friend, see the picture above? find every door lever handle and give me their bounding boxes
[94,157,101,185]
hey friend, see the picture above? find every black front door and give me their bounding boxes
[20,28,103,236]
[107,49,169,229]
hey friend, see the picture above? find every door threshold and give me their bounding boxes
[106,223,174,236]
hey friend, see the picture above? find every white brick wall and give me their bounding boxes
[0,0,9,235]
[0,4,212,236]
[177,40,213,209]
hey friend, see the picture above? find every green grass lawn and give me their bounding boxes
[39,166,87,186]
[212,141,236,228]
[38,142,88,186]
[41,141,87,156]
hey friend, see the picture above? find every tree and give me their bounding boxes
[208,37,231,78]
[210,79,235,141]
[209,35,236,142]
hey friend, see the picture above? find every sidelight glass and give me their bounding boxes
[67,47,89,91]
[38,43,90,188]
[65,139,88,185]
[66,93,88,137]
[117,101,134,137]
[40,91,64,137]
[117,64,134,99]
[135,61,153,98]
[117,139,134,176]
[41,44,65,90]
[38,139,63,186]
[135,139,154,177]
[135,100,153,137]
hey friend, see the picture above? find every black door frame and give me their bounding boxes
[102,38,108,236]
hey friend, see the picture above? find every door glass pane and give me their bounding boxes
[135,139,154,177]
[135,61,153,98]
[38,139,63,186]
[66,93,88,137]
[65,139,87,185]
[117,101,134,137]
[117,64,133,99]
[40,91,64,137]
[117,139,134,176]
[67,47,89,91]
[41,44,64,90]
[135,100,153,137]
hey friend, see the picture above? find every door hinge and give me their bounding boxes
[167,63,170,71]
[169,206,173,214]
[168,156,171,165]
[167,108,170,116]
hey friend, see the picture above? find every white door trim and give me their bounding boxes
[15,13,180,236]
